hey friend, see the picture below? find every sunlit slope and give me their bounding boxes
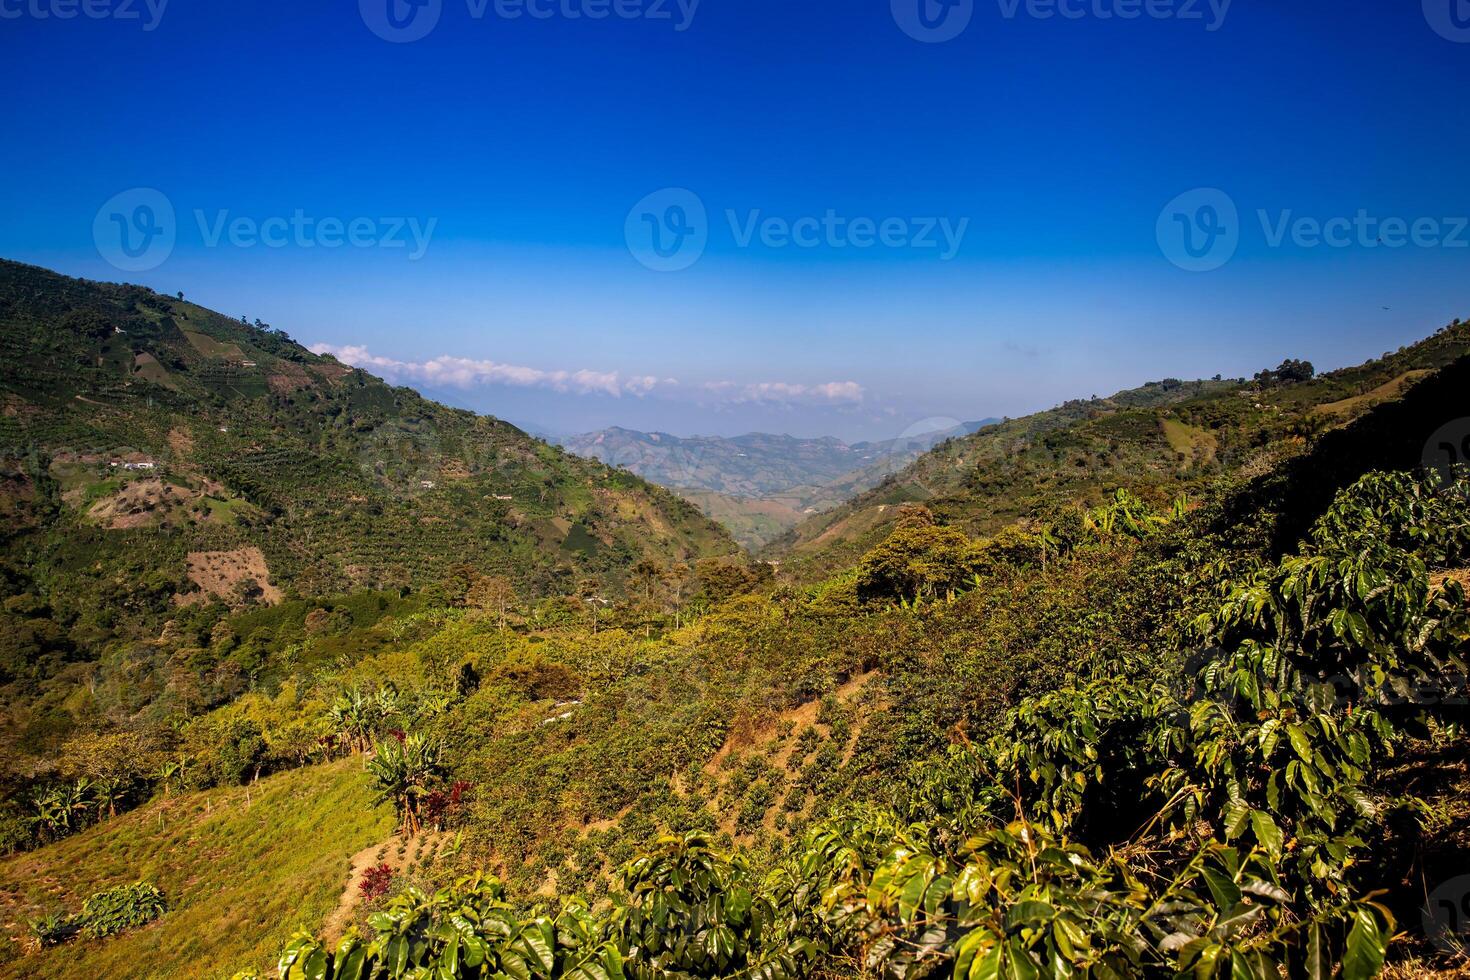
[0,758,390,979]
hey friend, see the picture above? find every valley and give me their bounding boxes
[559,421,995,549]
[1,262,1468,978]
[8,4,1466,976]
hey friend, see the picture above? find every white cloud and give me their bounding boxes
[312,343,864,405]
[730,380,865,404]
[310,344,662,398]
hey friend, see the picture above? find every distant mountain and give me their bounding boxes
[558,421,997,548]
[0,259,737,634]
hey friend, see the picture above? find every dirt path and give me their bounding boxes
[321,832,444,945]
[320,841,387,945]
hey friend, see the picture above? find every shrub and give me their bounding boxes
[33,882,168,947]
[77,882,168,939]
[27,913,77,950]
[359,863,395,901]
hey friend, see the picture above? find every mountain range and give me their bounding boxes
[769,326,1470,576]
[558,421,996,548]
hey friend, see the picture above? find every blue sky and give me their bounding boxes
[2,0,1468,440]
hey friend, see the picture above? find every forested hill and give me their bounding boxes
[0,258,737,629]
[767,318,1470,577]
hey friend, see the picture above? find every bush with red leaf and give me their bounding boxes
[359,864,394,902]
[422,780,472,830]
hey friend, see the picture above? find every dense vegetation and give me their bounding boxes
[223,466,1470,979]
[0,258,737,831]
[2,263,1467,977]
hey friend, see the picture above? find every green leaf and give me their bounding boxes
[1223,802,1250,840]
[1342,907,1387,980]
[1199,866,1242,911]
[1286,724,1313,764]
[1304,921,1330,980]
[965,938,1004,980]
[1249,811,1283,858]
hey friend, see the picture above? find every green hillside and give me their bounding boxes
[766,321,1470,578]
[0,256,736,655]
[2,352,1462,977]
[0,758,389,978]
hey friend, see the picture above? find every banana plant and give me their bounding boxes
[366,732,444,835]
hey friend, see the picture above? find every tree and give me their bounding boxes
[466,575,515,631]
[629,559,662,604]
[455,661,481,698]
[229,577,264,609]
[214,719,266,785]
[853,522,976,603]
[58,730,165,789]
[329,690,373,754]
[154,760,183,797]
[1255,357,1315,385]
[577,579,608,635]
[628,559,664,636]
[692,558,769,606]
[663,562,693,628]
[27,780,95,842]
[440,564,479,607]
[267,719,321,769]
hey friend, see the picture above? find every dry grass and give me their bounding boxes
[1315,370,1434,417]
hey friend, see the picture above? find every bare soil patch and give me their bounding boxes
[321,832,444,945]
[183,547,284,605]
[167,426,195,457]
[88,478,193,529]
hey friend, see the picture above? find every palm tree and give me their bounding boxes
[27,786,67,841]
[330,690,373,753]
[29,780,94,840]
[366,732,444,835]
[373,685,402,729]
[61,780,93,830]
[94,777,127,819]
